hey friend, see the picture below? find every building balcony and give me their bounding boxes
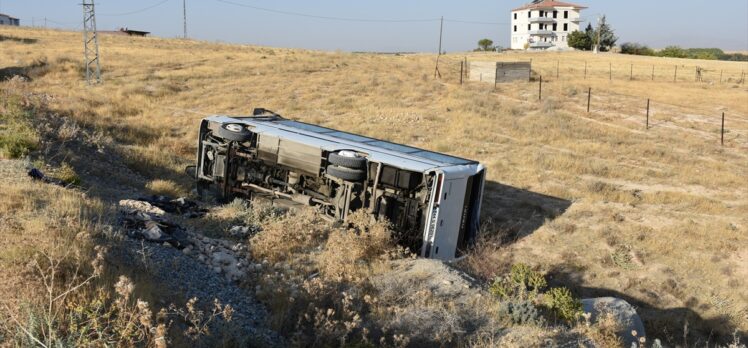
[529,42,554,48]
[528,30,554,36]
[529,17,556,23]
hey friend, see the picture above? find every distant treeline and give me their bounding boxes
[620,43,748,62]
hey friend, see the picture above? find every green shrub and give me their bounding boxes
[544,287,582,323]
[498,300,544,326]
[620,42,655,56]
[489,263,547,300]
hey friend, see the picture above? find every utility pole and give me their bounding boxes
[593,15,603,54]
[437,16,443,55]
[433,16,443,79]
[82,0,102,85]
[183,0,188,39]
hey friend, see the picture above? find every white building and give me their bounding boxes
[510,0,586,50]
[0,13,20,26]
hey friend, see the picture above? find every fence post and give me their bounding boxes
[742,70,746,84]
[630,64,633,80]
[460,61,464,85]
[721,112,725,146]
[495,64,499,90]
[587,87,592,113]
[720,70,723,83]
[652,65,655,81]
[539,76,542,101]
[609,63,612,81]
[464,57,468,78]
[674,65,678,82]
[646,98,650,130]
[584,61,587,79]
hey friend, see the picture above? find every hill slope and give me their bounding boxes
[1,26,746,346]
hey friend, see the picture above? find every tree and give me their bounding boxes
[594,16,618,52]
[658,46,687,58]
[570,18,618,52]
[568,29,592,51]
[477,39,494,51]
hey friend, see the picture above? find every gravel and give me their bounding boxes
[113,238,282,346]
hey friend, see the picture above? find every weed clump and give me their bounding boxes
[489,263,547,300]
[498,300,545,326]
[146,179,186,197]
[0,91,38,159]
[56,162,81,186]
[544,287,583,323]
[250,208,331,262]
[320,211,401,281]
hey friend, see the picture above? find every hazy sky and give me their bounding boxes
[2,0,747,52]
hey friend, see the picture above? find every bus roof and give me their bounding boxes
[208,115,478,170]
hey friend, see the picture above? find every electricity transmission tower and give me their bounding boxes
[183,0,188,38]
[82,0,102,84]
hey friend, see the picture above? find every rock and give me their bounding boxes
[229,226,250,238]
[213,266,222,274]
[581,297,646,347]
[143,221,165,240]
[198,254,206,262]
[224,263,246,281]
[182,248,191,255]
[212,251,236,266]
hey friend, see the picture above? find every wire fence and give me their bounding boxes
[436,57,747,148]
[438,58,747,85]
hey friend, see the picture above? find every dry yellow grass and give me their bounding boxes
[1,25,747,343]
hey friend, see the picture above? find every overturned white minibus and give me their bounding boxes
[193,109,485,261]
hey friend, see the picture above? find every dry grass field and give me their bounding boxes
[1,26,747,346]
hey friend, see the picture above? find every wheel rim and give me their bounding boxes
[337,150,359,158]
[224,124,244,133]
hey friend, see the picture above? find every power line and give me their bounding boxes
[445,19,508,25]
[99,0,171,17]
[215,0,440,23]
[215,0,507,26]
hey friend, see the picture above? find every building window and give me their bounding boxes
[514,25,517,32]
[528,11,532,18]
[552,23,557,31]
[564,11,569,19]
[563,23,568,31]
[553,11,558,18]
[514,13,517,20]
[540,10,544,17]
[528,24,531,30]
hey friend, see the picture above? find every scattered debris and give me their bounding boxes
[118,200,189,248]
[119,199,167,216]
[117,197,254,282]
[27,167,67,187]
[137,195,207,217]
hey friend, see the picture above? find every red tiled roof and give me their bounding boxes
[512,1,587,11]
